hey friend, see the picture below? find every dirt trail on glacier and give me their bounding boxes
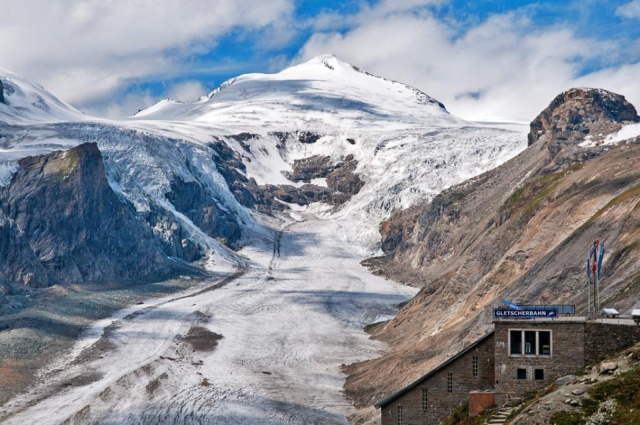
[0,218,416,425]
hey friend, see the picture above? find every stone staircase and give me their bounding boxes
[485,407,514,424]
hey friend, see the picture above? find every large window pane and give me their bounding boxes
[524,331,536,355]
[510,330,522,355]
[539,331,551,355]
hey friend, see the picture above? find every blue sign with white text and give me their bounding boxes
[493,308,558,319]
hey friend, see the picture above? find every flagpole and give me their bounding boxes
[597,275,601,317]
[588,277,591,320]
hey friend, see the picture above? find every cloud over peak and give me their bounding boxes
[0,0,293,116]
[2,0,640,122]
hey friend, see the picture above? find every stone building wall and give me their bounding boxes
[585,322,640,364]
[494,321,585,405]
[378,320,640,424]
[381,334,494,425]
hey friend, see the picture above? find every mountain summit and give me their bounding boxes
[134,55,461,130]
[0,68,84,124]
[528,87,640,149]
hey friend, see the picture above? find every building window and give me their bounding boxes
[509,329,552,356]
[422,388,428,410]
[510,330,523,355]
[398,405,403,425]
[539,331,551,355]
[517,368,527,380]
[447,372,453,393]
[535,369,544,381]
[472,356,479,377]
[518,369,527,381]
[524,331,536,355]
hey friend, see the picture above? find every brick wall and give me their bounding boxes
[494,321,585,405]
[381,334,494,425]
[469,391,495,417]
[585,322,640,364]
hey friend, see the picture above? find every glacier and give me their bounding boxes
[0,55,527,424]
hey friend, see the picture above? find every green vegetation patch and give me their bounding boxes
[47,150,80,181]
[503,163,583,224]
[60,152,79,179]
[550,410,584,425]
[585,367,640,423]
[553,366,640,424]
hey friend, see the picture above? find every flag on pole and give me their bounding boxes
[597,242,605,279]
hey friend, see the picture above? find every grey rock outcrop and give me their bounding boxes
[209,137,364,212]
[555,375,576,386]
[528,88,640,150]
[0,143,191,288]
[271,131,322,144]
[0,80,5,104]
[284,155,339,183]
[166,175,241,248]
[599,362,618,374]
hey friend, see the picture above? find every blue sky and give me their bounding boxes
[133,0,640,101]
[3,0,640,120]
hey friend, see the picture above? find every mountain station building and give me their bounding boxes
[375,315,640,425]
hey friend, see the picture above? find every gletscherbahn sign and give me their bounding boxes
[493,308,558,319]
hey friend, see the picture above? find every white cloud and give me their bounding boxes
[101,91,158,119]
[575,62,640,109]
[295,4,631,122]
[4,1,640,122]
[616,1,640,19]
[0,0,293,116]
[167,81,208,102]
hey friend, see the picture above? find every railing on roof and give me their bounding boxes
[516,305,575,315]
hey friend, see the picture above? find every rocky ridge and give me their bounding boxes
[347,88,640,413]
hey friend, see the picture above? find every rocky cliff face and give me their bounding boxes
[0,143,198,290]
[0,80,5,104]
[529,88,639,148]
[528,88,639,171]
[166,175,241,249]
[347,89,640,408]
[208,137,364,213]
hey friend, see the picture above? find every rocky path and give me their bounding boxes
[0,218,416,424]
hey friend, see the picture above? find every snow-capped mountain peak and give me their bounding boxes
[0,60,526,257]
[132,55,463,131]
[0,68,85,124]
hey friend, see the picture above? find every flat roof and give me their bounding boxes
[374,331,494,409]
[494,317,639,326]
[493,317,586,323]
